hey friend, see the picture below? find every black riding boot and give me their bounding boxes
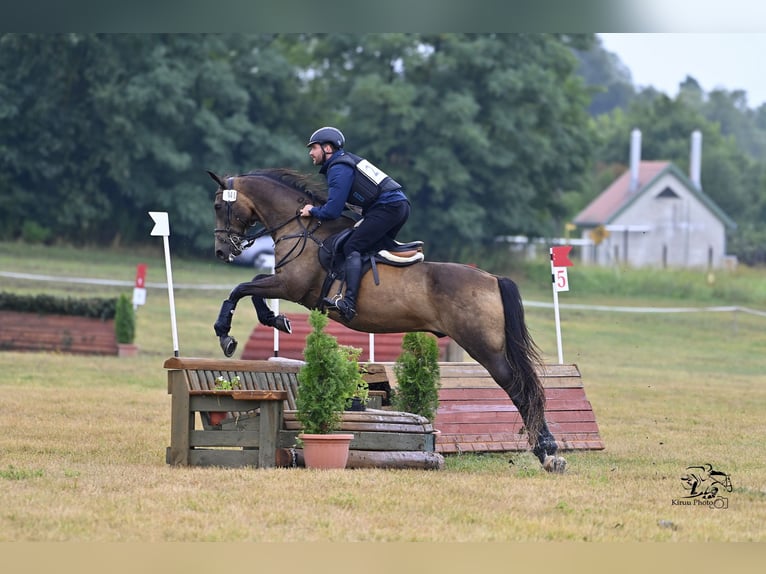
[324,251,361,322]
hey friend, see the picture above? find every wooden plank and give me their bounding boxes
[436,420,602,435]
[163,356,301,373]
[187,389,287,401]
[279,429,436,452]
[188,449,260,467]
[283,420,433,433]
[283,409,430,426]
[190,430,261,447]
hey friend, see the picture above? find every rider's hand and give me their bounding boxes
[300,204,314,217]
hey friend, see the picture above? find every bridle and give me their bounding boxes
[213,175,326,270]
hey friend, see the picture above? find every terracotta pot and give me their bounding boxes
[208,411,228,426]
[299,433,354,469]
[117,343,139,357]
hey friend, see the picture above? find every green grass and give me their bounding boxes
[0,241,765,542]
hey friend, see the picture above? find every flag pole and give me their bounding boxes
[551,249,564,364]
[550,245,573,365]
[149,212,180,357]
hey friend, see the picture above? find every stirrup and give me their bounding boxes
[335,299,357,321]
[323,295,341,309]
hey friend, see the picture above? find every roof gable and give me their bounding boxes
[573,161,736,229]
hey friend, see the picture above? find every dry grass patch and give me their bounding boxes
[1,244,765,542]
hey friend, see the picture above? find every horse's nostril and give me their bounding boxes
[216,250,226,261]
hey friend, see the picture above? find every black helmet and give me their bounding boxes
[306,126,345,149]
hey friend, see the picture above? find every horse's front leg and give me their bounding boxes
[213,274,293,357]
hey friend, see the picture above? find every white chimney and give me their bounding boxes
[690,130,702,189]
[629,128,641,192]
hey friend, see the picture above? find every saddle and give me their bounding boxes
[317,228,424,309]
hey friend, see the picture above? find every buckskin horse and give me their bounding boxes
[209,168,566,472]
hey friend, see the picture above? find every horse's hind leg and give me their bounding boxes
[533,424,566,473]
[481,357,566,473]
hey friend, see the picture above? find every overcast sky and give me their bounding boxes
[599,33,766,109]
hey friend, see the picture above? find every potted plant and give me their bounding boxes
[208,375,241,426]
[295,310,358,469]
[114,293,138,357]
[391,332,441,423]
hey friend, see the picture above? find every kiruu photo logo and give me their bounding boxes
[672,463,732,509]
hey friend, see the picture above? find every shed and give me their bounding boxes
[573,130,736,269]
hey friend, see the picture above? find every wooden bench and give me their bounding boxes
[381,362,604,454]
[164,357,444,470]
[165,357,291,468]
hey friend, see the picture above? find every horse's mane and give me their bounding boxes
[244,168,328,203]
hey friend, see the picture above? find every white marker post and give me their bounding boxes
[149,212,180,357]
[271,261,280,357]
[550,245,574,364]
[369,333,375,363]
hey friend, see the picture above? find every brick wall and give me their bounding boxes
[0,310,117,355]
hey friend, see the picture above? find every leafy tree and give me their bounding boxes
[299,34,597,260]
[572,35,636,116]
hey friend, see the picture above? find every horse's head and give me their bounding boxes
[209,171,261,263]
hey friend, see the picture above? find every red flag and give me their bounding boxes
[135,263,147,288]
[551,246,573,267]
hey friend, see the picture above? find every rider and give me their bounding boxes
[300,126,410,322]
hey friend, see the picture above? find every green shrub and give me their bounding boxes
[295,310,358,434]
[114,293,135,344]
[0,292,116,319]
[392,332,441,422]
[20,221,51,244]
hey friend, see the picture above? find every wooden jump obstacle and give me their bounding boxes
[164,357,444,470]
[164,358,602,469]
[381,362,604,454]
[240,317,454,362]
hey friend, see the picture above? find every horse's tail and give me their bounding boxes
[497,276,546,446]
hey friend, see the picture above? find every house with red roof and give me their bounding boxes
[573,129,736,269]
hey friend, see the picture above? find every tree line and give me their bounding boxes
[1,34,763,265]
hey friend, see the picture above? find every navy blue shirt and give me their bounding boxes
[310,151,354,220]
[310,151,407,220]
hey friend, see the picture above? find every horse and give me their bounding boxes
[208,168,566,473]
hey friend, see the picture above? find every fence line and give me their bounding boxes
[3,270,765,318]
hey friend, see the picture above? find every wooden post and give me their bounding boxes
[167,370,193,465]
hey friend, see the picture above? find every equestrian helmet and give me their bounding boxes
[307,126,345,149]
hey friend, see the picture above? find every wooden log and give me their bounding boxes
[279,429,437,452]
[277,448,444,470]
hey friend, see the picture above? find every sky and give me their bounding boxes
[599,33,766,109]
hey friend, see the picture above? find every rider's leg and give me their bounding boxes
[333,250,361,321]
[324,201,410,322]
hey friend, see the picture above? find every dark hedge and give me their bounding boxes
[0,292,117,320]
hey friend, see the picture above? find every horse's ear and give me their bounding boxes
[207,170,226,188]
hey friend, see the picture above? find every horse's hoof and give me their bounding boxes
[543,455,567,474]
[219,336,238,357]
[275,314,292,334]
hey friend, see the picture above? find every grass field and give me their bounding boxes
[1,241,765,543]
